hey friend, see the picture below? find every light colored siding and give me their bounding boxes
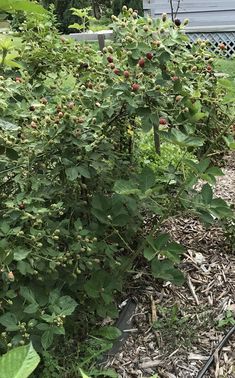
[143,0,235,28]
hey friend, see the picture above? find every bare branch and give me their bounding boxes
[169,0,174,21]
[174,0,181,19]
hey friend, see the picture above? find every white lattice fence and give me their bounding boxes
[187,32,235,57]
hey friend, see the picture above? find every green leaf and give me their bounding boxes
[95,326,122,340]
[198,210,214,224]
[153,233,170,249]
[151,258,185,285]
[5,148,19,160]
[139,167,155,192]
[206,166,224,176]
[41,329,54,350]
[56,296,77,316]
[201,184,213,204]
[164,242,185,263]
[79,369,90,378]
[223,135,235,150]
[144,246,156,261]
[65,167,79,181]
[14,248,31,261]
[0,119,20,131]
[197,158,211,173]
[24,304,39,314]
[0,0,47,15]
[0,343,40,378]
[0,313,19,331]
[20,287,36,304]
[77,165,91,178]
[69,23,83,30]
[144,234,170,261]
[113,180,139,195]
[163,129,204,147]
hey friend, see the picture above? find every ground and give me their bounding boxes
[105,152,235,378]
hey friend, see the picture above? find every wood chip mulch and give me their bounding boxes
[105,152,235,378]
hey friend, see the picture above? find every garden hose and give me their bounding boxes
[196,325,235,378]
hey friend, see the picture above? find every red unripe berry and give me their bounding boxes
[219,43,226,50]
[113,68,120,75]
[67,101,75,109]
[159,118,167,125]
[146,52,153,60]
[30,121,37,129]
[107,56,114,63]
[86,82,93,89]
[131,83,140,92]
[171,76,179,81]
[40,97,48,105]
[15,77,22,83]
[19,203,25,210]
[207,65,212,72]
[124,70,130,78]
[7,271,14,281]
[138,58,145,68]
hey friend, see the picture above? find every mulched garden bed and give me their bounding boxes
[105,152,235,378]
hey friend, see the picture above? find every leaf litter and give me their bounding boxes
[104,152,235,378]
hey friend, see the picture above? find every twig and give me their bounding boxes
[174,0,181,19]
[187,275,199,305]
[169,0,174,21]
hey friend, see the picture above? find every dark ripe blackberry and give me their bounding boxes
[174,19,181,27]
[80,63,89,69]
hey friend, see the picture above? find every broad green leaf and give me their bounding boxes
[144,246,156,261]
[163,242,185,263]
[162,129,204,147]
[77,165,91,178]
[201,184,213,204]
[20,287,36,304]
[198,210,214,224]
[0,0,47,15]
[0,119,20,131]
[206,166,224,176]
[41,329,54,350]
[65,167,79,181]
[144,234,170,261]
[5,148,19,160]
[223,135,235,150]
[139,167,155,192]
[56,296,77,316]
[24,304,39,314]
[197,158,211,173]
[0,343,40,378]
[94,326,121,340]
[0,313,19,331]
[69,23,83,30]
[151,258,184,285]
[113,180,139,195]
[14,248,31,261]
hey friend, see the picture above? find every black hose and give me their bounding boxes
[196,325,235,378]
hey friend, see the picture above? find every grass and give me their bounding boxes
[215,58,235,78]
[90,17,111,32]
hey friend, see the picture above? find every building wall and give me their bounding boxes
[143,0,235,28]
